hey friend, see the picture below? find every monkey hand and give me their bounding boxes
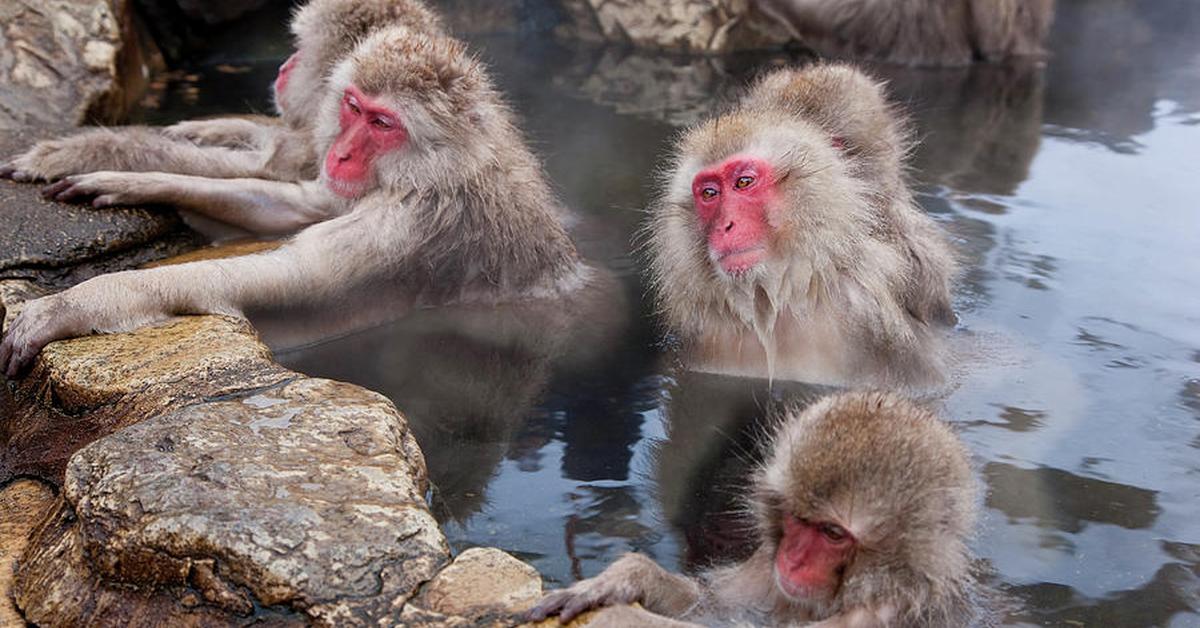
[526,573,644,623]
[42,171,162,209]
[0,293,85,378]
[0,138,84,182]
[163,119,259,148]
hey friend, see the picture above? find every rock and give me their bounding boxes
[0,128,203,291]
[13,377,448,626]
[0,0,165,129]
[413,548,543,623]
[0,308,294,485]
[555,0,792,54]
[0,479,56,626]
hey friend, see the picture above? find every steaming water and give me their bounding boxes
[144,1,1200,624]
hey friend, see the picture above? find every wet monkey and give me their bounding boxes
[0,0,444,184]
[529,392,983,627]
[0,27,582,376]
[645,63,956,387]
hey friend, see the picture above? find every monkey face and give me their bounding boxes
[773,514,855,602]
[691,156,779,276]
[322,87,409,199]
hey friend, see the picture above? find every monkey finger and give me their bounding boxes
[0,164,15,179]
[526,592,576,621]
[41,179,74,200]
[93,195,119,208]
[559,596,601,622]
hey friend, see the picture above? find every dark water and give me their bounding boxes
[147,1,1200,624]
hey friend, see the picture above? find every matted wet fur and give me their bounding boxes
[530,391,985,627]
[0,26,582,375]
[645,63,956,387]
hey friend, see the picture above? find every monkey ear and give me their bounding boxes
[831,136,847,150]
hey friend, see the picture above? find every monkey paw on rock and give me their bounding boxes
[0,139,86,182]
[0,295,80,378]
[42,171,157,209]
[527,576,641,623]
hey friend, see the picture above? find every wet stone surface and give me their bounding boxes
[14,377,448,626]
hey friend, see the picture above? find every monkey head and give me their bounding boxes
[743,65,909,195]
[648,106,879,338]
[314,26,491,200]
[277,0,445,124]
[753,393,978,620]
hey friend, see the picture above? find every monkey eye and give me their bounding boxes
[700,186,719,201]
[734,175,755,189]
[345,96,361,115]
[820,523,850,543]
[371,116,395,130]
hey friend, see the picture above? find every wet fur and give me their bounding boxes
[0,26,581,375]
[646,63,956,387]
[530,392,982,627]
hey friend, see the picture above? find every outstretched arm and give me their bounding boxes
[0,198,407,376]
[527,553,702,623]
[43,172,342,236]
[0,127,288,182]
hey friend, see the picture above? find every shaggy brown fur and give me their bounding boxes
[758,0,1055,66]
[646,63,956,388]
[530,391,982,627]
[0,26,582,376]
[0,0,443,183]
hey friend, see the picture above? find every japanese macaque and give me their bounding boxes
[529,391,982,627]
[0,26,582,377]
[0,0,443,183]
[757,0,1055,66]
[646,63,956,387]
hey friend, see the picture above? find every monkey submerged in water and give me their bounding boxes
[645,63,957,388]
[0,0,444,184]
[0,26,583,376]
[529,391,984,627]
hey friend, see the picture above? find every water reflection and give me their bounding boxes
[136,0,1200,623]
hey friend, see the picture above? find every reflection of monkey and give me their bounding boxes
[531,392,982,627]
[0,26,582,376]
[0,0,443,183]
[647,64,955,387]
[259,271,628,521]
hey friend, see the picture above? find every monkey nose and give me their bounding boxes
[724,220,736,233]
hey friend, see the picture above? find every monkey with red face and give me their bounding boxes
[646,63,956,388]
[529,391,983,627]
[0,26,582,376]
[0,0,443,185]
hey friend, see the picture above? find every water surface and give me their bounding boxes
[151,1,1200,624]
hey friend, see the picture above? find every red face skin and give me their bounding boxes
[774,515,856,600]
[324,86,408,199]
[273,53,300,103]
[692,156,777,276]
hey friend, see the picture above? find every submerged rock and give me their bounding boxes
[0,0,164,129]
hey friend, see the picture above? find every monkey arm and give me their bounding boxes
[163,116,285,148]
[527,553,702,623]
[1,128,283,182]
[42,172,341,236]
[0,201,405,376]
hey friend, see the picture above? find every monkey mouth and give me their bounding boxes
[773,566,829,603]
[714,246,766,275]
[324,175,369,199]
